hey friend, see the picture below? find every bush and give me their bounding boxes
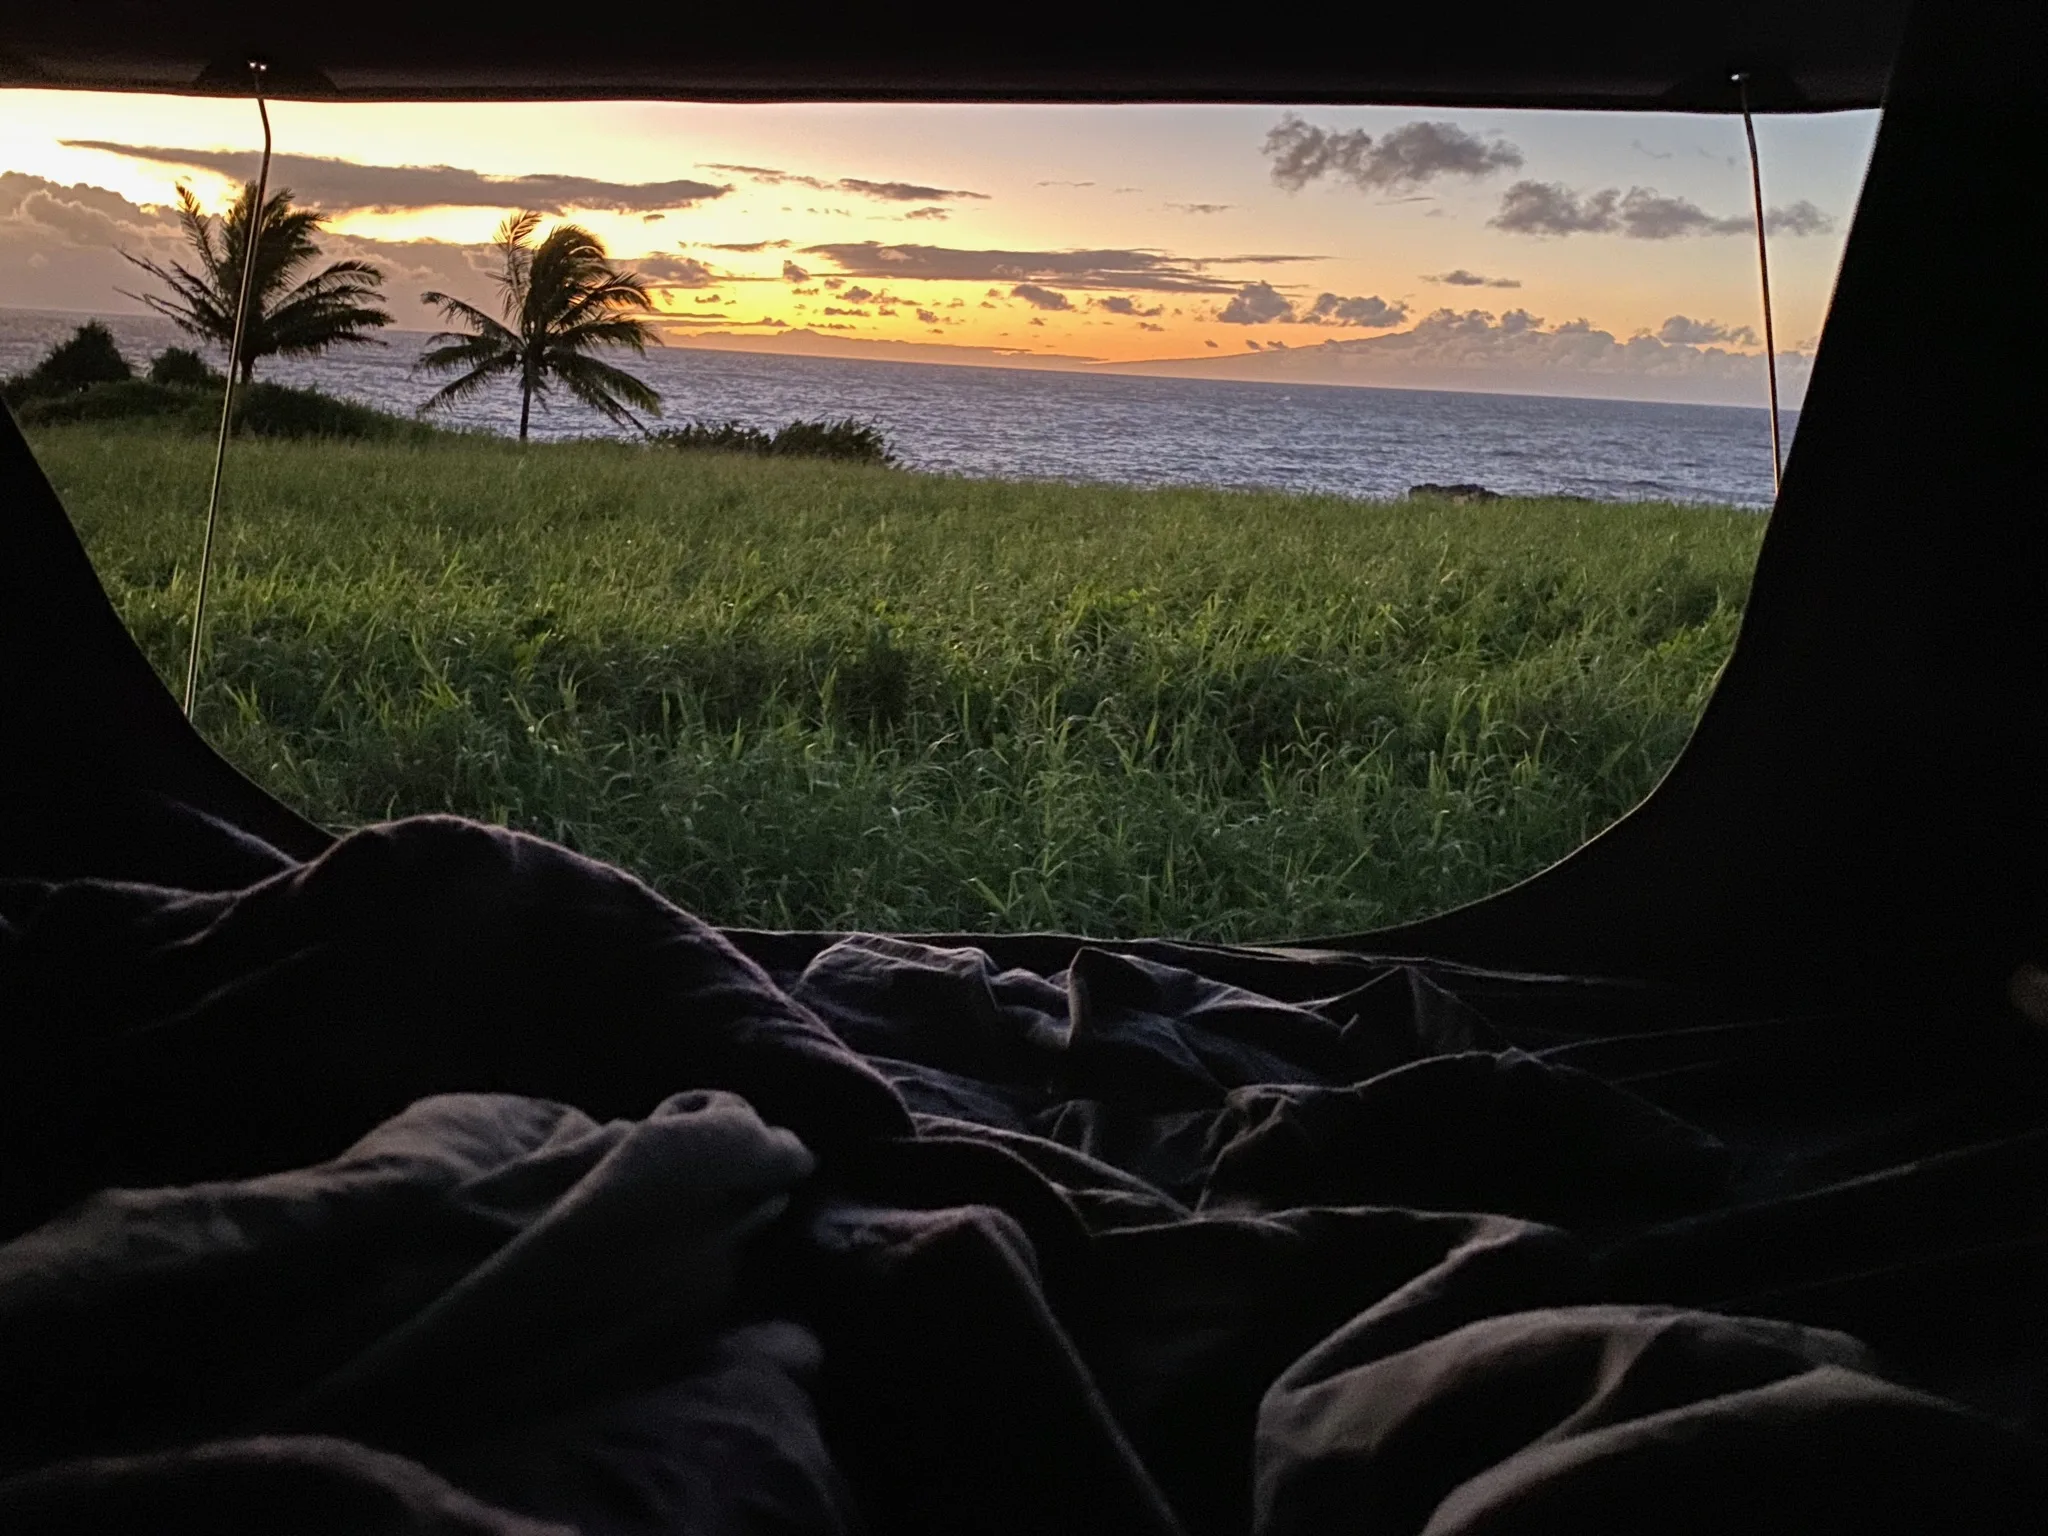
[653,416,894,465]
[149,346,220,387]
[231,381,427,440]
[2,320,134,405]
[13,379,194,426]
[13,376,439,441]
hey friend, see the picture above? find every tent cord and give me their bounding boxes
[1733,72,1784,498]
[183,60,271,718]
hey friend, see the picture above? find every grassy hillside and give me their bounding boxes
[28,422,1767,940]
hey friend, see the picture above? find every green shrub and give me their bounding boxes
[231,381,429,441]
[3,320,134,405]
[12,375,439,441]
[653,416,894,464]
[13,378,194,425]
[149,346,220,387]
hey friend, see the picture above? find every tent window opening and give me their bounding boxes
[0,94,1878,943]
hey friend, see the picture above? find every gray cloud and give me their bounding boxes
[799,241,1306,294]
[1491,180,1834,239]
[1264,117,1522,194]
[1300,292,1409,328]
[1426,268,1522,288]
[63,141,729,214]
[1217,281,1294,324]
[842,286,876,303]
[1210,305,1814,405]
[703,163,988,202]
[904,206,950,221]
[702,239,791,251]
[840,178,989,203]
[1657,314,1759,346]
[1139,321,1164,332]
[1095,296,1165,317]
[637,254,718,287]
[1037,179,1096,187]
[1167,202,1231,214]
[1213,282,1406,329]
[782,260,810,282]
[1766,200,1834,236]
[1011,283,1074,311]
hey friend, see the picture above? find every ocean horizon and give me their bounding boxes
[2,307,1792,507]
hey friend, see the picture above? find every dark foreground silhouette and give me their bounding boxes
[2,816,2044,1534]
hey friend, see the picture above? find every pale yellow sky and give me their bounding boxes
[0,90,1880,395]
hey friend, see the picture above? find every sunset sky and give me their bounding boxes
[0,90,1879,403]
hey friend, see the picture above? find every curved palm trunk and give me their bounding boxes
[518,377,533,441]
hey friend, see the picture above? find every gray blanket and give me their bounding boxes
[3,817,2043,1533]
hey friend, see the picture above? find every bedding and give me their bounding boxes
[2,816,2043,1533]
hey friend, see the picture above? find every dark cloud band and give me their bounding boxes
[1490,180,1834,239]
[1264,118,1522,193]
[799,242,1311,294]
[62,141,729,214]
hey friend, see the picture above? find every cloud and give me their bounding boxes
[1218,281,1294,324]
[1490,180,1834,239]
[1117,305,1813,406]
[1204,339,1219,348]
[822,305,871,316]
[839,178,989,203]
[702,162,988,202]
[637,254,717,287]
[1213,282,1406,329]
[904,206,950,221]
[1300,292,1409,328]
[1011,283,1074,311]
[781,260,810,282]
[842,285,876,303]
[916,308,939,323]
[63,142,729,214]
[1488,182,1623,235]
[1656,314,1759,346]
[1140,322,1164,332]
[800,241,1306,294]
[1425,268,1521,288]
[1766,200,1834,236]
[1095,296,1164,318]
[1263,117,1522,193]
[1167,202,1231,214]
[1029,317,1047,326]
[1037,179,1095,187]
[10,182,171,247]
[703,239,791,252]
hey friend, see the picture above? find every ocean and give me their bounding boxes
[2,308,1791,507]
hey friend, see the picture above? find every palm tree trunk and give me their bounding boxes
[519,376,532,441]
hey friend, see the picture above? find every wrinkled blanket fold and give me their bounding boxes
[3,817,2043,1533]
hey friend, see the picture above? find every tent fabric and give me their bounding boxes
[2,816,2043,1533]
[2,0,2041,1005]
[0,5,1912,111]
[4,0,2048,1525]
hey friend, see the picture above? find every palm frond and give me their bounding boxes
[416,352,523,414]
[419,291,521,350]
[545,349,663,428]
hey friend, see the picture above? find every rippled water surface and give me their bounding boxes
[4,309,1790,506]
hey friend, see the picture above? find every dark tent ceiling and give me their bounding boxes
[0,4,1909,111]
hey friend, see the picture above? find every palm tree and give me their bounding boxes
[416,212,662,441]
[121,183,391,383]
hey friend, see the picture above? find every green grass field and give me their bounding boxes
[29,422,1767,940]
